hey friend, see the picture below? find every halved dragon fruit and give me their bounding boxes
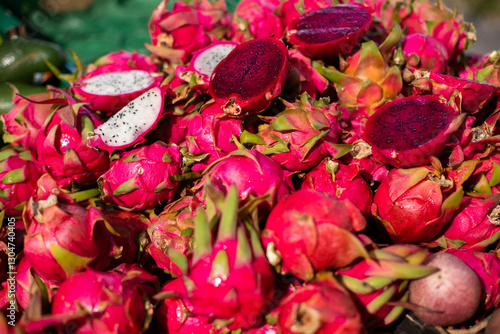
[364,95,466,167]
[286,4,373,58]
[88,85,173,154]
[177,41,237,89]
[208,36,290,117]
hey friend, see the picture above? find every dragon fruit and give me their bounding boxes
[409,70,497,115]
[184,101,245,172]
[277,0,333,28]
[176,41,237,90]
[401,33,449,73]
[147,196,199,277]
[232,0,284,42]
[277,274,365,334]
[433,195,500,250]
[336,244,436,329]
[262,188,368,281]
[146,0,232,64]
[71,52,162,114]
[241,94,348,172]
[34,94,110,188]
[88,85,174,154]
[23,195,114,283]
[179,186,275,330]
[98,142,182,211]
[208,36,290,117]
[459,50,500,85]
[0,146,43,216]
[46,266,158,333]
[363,94,466,167]
[372,165,464,244]
[446,248,500,314]
[286,4,373,58]
[287,48,329,98]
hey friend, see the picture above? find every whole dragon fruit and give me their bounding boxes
[277,274,365,334]
[98,142,183,211]
[262,188,368,281]
[209,36,290,117]
[231,0,284,42]
[401,33,449,73]
[179,186,275,330]
[0,146,43,216]
[300,158,373,217]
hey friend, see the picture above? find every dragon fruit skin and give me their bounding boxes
[147,0,232,64]
[277,0,333,28]
[372,166,464,244]
[277,276,365,334]
[262,188,368,281]
[286,4,373,59]
[445,248,500,314]
[155,277,224,334]
[185,102,245,172]
[287,48,329,98]
[199,149,292,218]
[23,198,114,283]
[401,33,449,73]
[300,158,373,217]
[49,266,158,334]
[364,94,466,168]
[181,187,275,330]
[34,101,110,188]
[231,0,284,42]
[434,195,500,251]
[209,37,290,117]
[0,146,43,216]
[98,142,182,211]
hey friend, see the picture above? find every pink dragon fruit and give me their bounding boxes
[401,33,449,73]
[231,0,284,42]
[459,50,500,85]
[409,70,497,115]
[286,4,373,59]
[47,266,158,333]
[363,94,466,167]
[300,158,373,217]
[179,186,275,330]
[277,0,333,28]
[196,149,292,218]
[277,274,365,334]
[146,0,232,64]
[446,248,500,314]
[154,277,226,334]
[184,101,245,172]
[23,196,114,283]
[33,94,110,188]
[372,165,464,244]
[0,146,43,216]
[262,188,368,281]
[242,324,277,333]
[287,48,329,98]
[1,90,59,154]
[433,195,500,251]
[241,94,348,172]
[88,85,175,154]
[208,36,290,117]
[147,196,199,277]
[98,142,183,211]
[336,244,436,329]
[468,151,500,195]
[71,51,162,114]
[176,41,237,90]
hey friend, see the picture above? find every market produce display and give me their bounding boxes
[1,0,500,333]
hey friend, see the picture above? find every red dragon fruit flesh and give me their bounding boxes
[286,4,373,58]
[364,95,466,167]
[208,36,290,117]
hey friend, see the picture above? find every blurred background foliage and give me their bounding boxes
[0,0,499,65]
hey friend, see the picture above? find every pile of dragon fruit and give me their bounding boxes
[2,0,500,332]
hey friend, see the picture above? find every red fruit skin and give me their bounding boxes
[232,0,284,42]
[277,279,365,334]
[408,252,482,327]
[278,0,333,28]
[287,4,373,58]
[263,189,367,281]
[99,142,182,211]
[300,159,373,217]
[209,37,290,117]
[401,33,449,73]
